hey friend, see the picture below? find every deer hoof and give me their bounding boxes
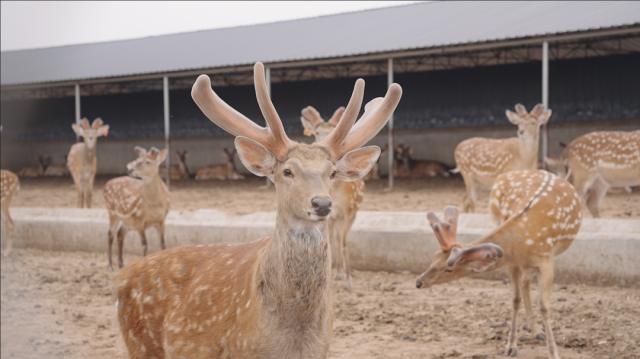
[504,347,517,356]
[535,333,546,341]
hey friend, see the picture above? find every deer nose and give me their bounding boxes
[518,130,525,136]
[415,281,423,289]
[311,197,332,217]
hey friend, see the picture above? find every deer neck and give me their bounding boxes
[258,212,331,329]
[82,144,97,163]
[141,174,166,204]
[516,132,539,165]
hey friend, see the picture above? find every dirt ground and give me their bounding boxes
[10,175,640,218]
[1,248,639,359]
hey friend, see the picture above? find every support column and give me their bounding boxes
[541,41,549,170]
[163,76,171,187]
[75,83,81,142]
[387,58,394,190]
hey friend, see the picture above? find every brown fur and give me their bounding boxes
[44,155,70,176]
[396,145,450,178]
[195,149,245,180]
[68,118,109,208]
[1,169,20,256]
[159,150,190,180]
[16,155,45,177]
[417,170,581,359]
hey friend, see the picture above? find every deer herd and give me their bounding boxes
[0,63,638,359]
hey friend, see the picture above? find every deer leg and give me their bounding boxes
[117,227,126,269]
[505,266,521,357]
[1,207,14,257]
[537,263,561,359]
[85,174,95,208]
[331,220,344,280]
[586,177,608,218]
[461,173,476,213]
[75,180,84,208]
[157,222,166,250]
[341,214,356,290]
[522,278,545,340]
[138,224,148,257]
[108,219,119,271]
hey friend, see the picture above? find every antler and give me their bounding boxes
[80,118,91,129]
[327,107,346,126]
[301,106,326,128]
[426,206,459,251]
[319,83,402,161]
[191,63,296,161]
[514,104,528,117]
[91,118,104,128]
[529,103,545,118]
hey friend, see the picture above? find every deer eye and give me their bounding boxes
[331,171,337,179]
[283,169,293,177]
[445,269,453,273]
[145,161,151,165]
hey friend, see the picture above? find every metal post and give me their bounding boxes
[75,83,81,142]
[163,76,171,188]
[265,67,272,188]
[387,58,394,190]
[542,41,549,170]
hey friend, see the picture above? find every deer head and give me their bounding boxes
[300,106,346,142]
[71,118,109,149]
[505,104,551,145]
[127,146,168,180]
[193,62,401,223]
[415,206,503,289]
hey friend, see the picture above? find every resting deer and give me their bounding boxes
[396,144,450,178]
[68,118,109,208]
[1,169,20,257]
[453,104,551,212]
[44,155,70,176]
[362,144,386,181]
[104,147,170,270]
[416,170,581,359]
[390,144,409,178]
[301,105,367,289]
[114,62,401,358]
[195,148,245,180]
[159,150,190,180]
[16,155,46,177]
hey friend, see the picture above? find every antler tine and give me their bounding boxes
[91,118,104,128]
[327,106,346,126]
[317,79,365,160]
[331,83,402,159]
[530,103,545,117]
[515,104,527,117]
[426,206,458,251]
[80,118,91,129]
[301,106,325,127]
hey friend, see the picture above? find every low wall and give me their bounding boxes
[2,207,639,288]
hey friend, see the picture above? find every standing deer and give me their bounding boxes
[416,170,581,359]
[44,155,70,176]
[453,104,551,212]
[104,146,169,270]
[159,150,190,180]
[16,155,46,177]
[68,118,109,208]
[301,105,366,289]
[114,62,401,358]
[557,131,639,217]
[1,169,20,257]
[195,148,245,180]
[396,144,451,178]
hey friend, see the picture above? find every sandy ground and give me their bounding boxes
[10,175,640,218]
[1,248,639,359]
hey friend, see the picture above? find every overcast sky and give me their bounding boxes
[1,1,420,52]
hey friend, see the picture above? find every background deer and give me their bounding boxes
[195,148,245,180]
[16,155,46,177]
[68,117,109,208]
[301,105,367,289]
[453,104,551,212]
[1,169,20,257]
[104,146,169,270]
[416,170,581,359]
[396,144,451,178]
[159,150,189,180]
[44,155,70,176]
[114,62,401,358]
[362,144,386,181]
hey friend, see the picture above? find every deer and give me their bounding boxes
[68,117,109,208]
[1,169,20,257]
[416,170,581,359]
[362,144,386,181]
[300,105,368,289]
[195,148,245,180]
[396,144,451,178]
[44,155,70,176]
[452,104,551,212]
[114,62,401,359]
[159,150,190,180]
[16,155,46,177]
[104,146,170,271]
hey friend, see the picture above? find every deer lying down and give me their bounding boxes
[159,150,189,180]
[195,148,245,180]
[44,155,70,176]
[416,170,581,359]
[396,144,450,178]
[16,155,46,177]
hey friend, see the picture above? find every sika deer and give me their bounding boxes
[396,144,450,178]
[104,147,170,270]
[416,170,581,359]
[68,118,109,208]
[16,155,45,177]
[115,62,401,358]
[453,104,551,212]
[301,105,369,288]
[159,150,190,180]
[362,144,386,181]
[560,131,639,217]
[195,148,245,180]
[44,155,70,176]
[1,170,20,257]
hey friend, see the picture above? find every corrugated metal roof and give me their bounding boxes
[2,1,639,86]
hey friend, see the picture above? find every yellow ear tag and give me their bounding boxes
[303,128,313,137]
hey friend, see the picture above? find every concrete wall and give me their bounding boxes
[3,208,638,288]
[2,119,638,174]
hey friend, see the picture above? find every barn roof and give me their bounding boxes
[2,1,640,86]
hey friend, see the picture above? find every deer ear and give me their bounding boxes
[72,124,84,136]
[537,109,552,125]
[447,244,503,272]
[156,149,168,164]
[234,136,276,180]
[98,125,109,137]
[300,117,314,136]
[134,146,147,157]
[334,146,380,182]
[505,110,520,125]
